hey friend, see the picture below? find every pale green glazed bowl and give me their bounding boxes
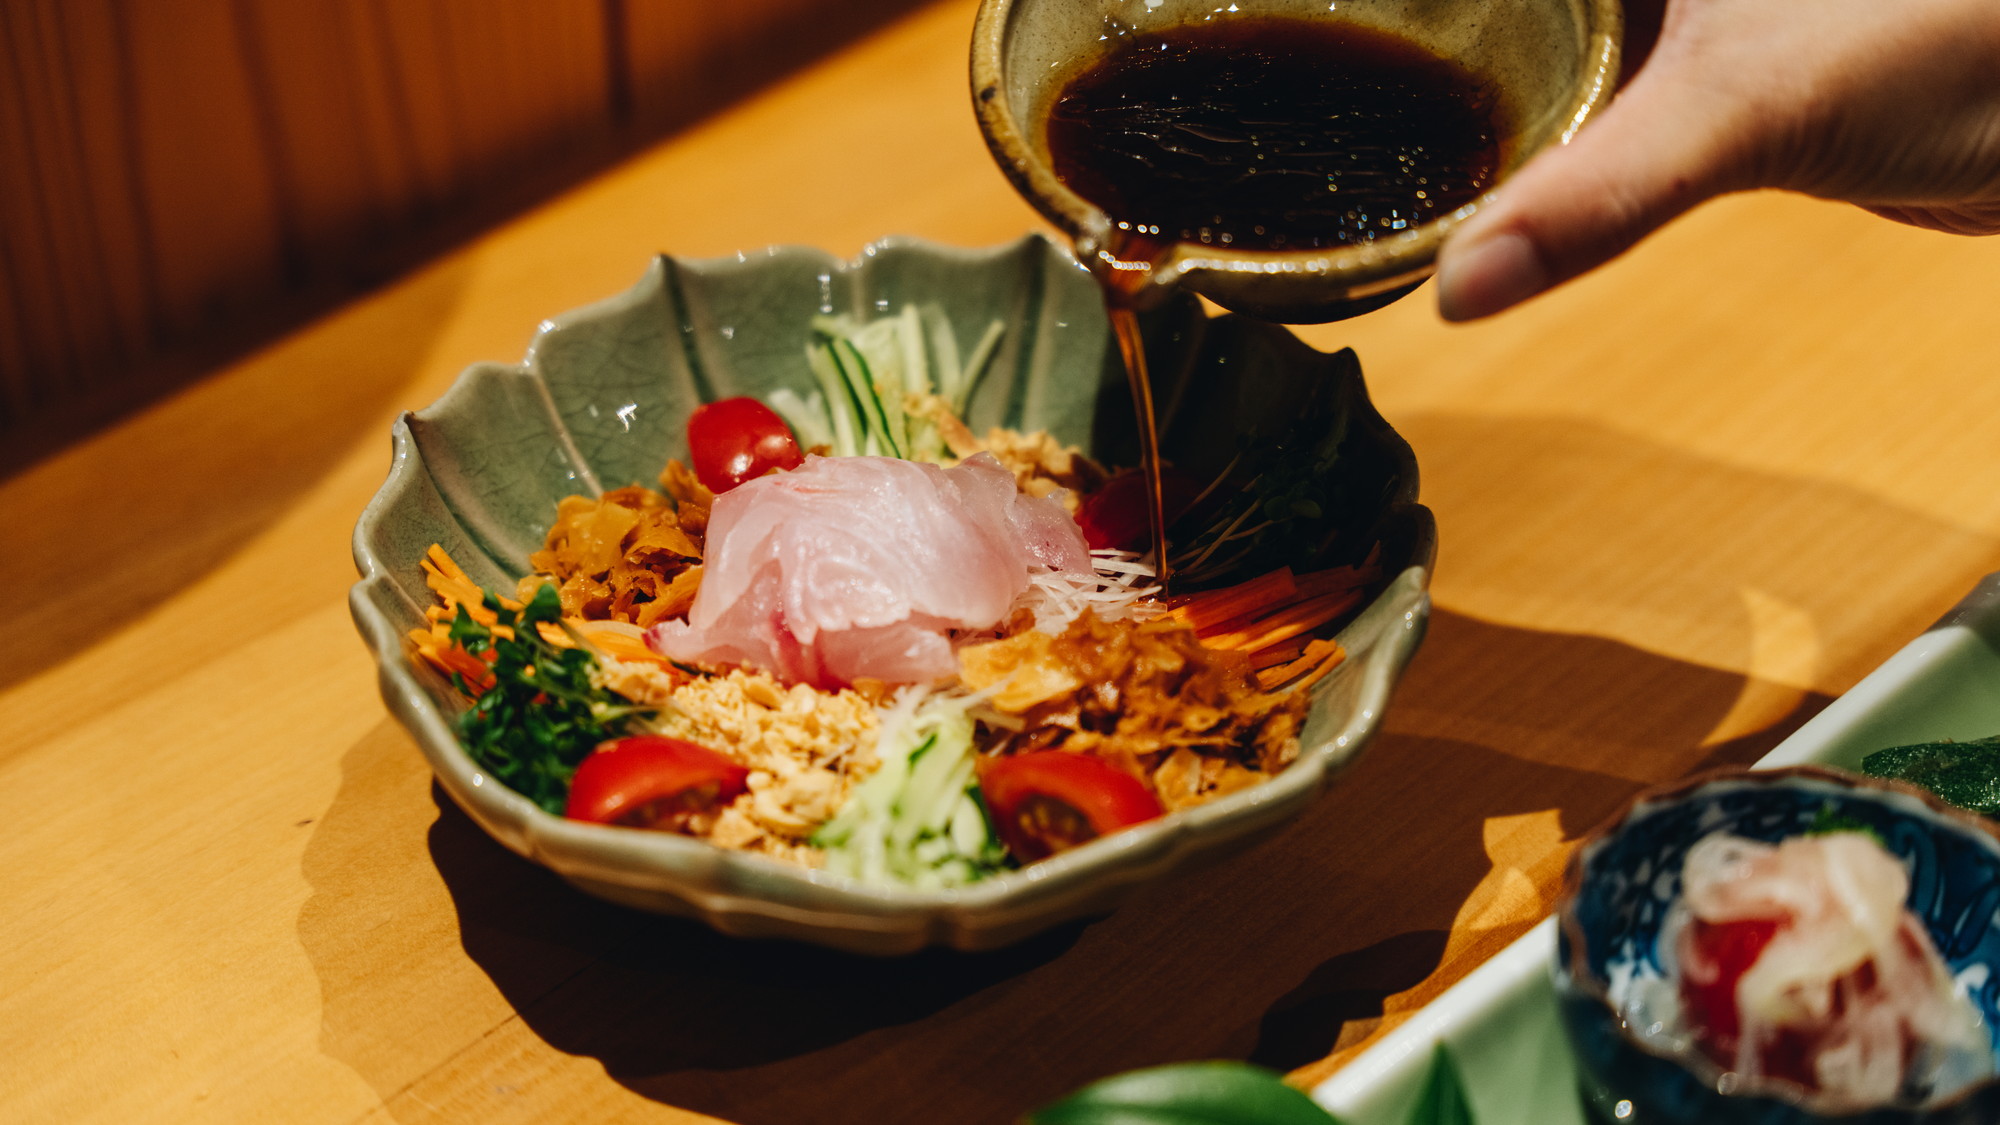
[349,234,1434,953]
[972,0,1622,323]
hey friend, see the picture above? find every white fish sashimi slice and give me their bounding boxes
[648,453,1089,688]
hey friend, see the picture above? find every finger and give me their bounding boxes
[1862,202,2000,237]
[1436,63,1747,321]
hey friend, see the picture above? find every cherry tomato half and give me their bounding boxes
[978,751,1165,861]
[687,397,804,493]
[1075,467,1204,551]
[565,736,750,831]
[1680,916,1781,1061]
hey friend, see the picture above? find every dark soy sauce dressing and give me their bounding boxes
[1044,18,1502,586]
[1047,19,1501,253]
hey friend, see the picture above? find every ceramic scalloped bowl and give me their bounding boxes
[349,233,1434,954]
[1556,766,2000,1124]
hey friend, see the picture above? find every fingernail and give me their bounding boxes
[1436,230,1549,322]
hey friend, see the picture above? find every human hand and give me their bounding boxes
[1435,0,2000,321]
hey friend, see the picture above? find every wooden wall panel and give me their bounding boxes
[1,0,164,426]
[127,0,288,335]
[0,0,927,469]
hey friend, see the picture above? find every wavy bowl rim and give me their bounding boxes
[350,232,1434,950]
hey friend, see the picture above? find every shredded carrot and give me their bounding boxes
[567,619,678,668]
[1167,567,1297,632]
[1167,550,1380,693]
[409,544,518,693]
[1256,639,1346,692]
[408,618,496,694]
[1292,562,1378,600]
[419,544,520,636]
[412,544,682,691]
[1201,588,1365,654]
[1178,561,1376,641]
[1247,635,1310,670]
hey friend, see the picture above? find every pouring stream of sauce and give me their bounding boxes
[1047,17,1500,590]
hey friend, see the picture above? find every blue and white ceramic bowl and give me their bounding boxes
[1555,766,2000,1125]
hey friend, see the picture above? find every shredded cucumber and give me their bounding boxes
[813,690,1007,888]
[805,342,864,455]
[779,305,1005,464]
[766,388,834,451]
[954,318,1005,417]
[829,338,902,459]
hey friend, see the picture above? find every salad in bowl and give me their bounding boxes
[350,233,1432,952]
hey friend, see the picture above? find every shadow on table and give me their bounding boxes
[299,610,1825,1125]
[298,408,2000,1124]
[0,256,479,701]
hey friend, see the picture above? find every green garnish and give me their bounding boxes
[447,583,655,815]
[1804,804,1885,844]
[813,691,1007,888]
[1861,735,2000,818]
[772,305,1005,462]
[1020,1047,1482,1125]
[1024,1061,1347,1125]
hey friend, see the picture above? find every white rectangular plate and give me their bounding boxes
[1311,575,2000,1124]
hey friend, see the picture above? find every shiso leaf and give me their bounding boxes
[1024,1061,1346,1125]
[1861,736,2000,817]
[1167,347,1384,589]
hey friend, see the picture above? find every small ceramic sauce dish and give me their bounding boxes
[1555,765,2000,1125]
[971,0,1622,323]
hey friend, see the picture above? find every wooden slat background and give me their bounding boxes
[0,0,922,472]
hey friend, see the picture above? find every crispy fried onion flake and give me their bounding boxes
[959,614,1306,812]
[523,483,702,627]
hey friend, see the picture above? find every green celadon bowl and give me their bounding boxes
[349,233,1434,954]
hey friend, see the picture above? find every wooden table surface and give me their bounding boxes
[7,2,2000,1121]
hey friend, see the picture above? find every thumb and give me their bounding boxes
[1436,64,1747,321]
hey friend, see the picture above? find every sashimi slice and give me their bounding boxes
[647,453,1089,687]
[1671,831,1992,1105]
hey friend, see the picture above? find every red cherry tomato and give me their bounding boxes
[1075,467,1204,551]
[1680,916,1781,1061]
[564,736,750,831]
[978,751,1166,861]
[687,397,804,493]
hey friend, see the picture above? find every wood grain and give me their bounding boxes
[3,0,2000,1122]
[0,0,922,469]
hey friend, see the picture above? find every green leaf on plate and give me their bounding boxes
[1403,1046,1475,1125]
[1025,1061,1346,1125]
[1862,735,2000,817]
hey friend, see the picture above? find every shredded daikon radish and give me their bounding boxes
[1013,548,1166,635]
[1664,831,1993,1107]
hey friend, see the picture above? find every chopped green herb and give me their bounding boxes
[448,583,655,815]
[1805,804,1885,845]
[1861,736,2000,818]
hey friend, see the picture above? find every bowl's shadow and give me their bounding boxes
[300,606,1825,1125]
[301,407,2000,1123]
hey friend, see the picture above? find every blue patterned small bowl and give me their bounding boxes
[1555,766,2000,1124]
